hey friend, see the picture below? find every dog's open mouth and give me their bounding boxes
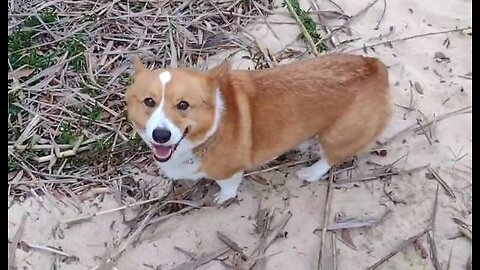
[151,128,189,162]
[153,145,175,162]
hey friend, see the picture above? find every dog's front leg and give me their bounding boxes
[214,172,243,204]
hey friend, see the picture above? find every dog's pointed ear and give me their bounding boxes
[208,61,230,81]
[131,55,146,74]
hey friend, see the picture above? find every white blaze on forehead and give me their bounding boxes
[145,70,182,146]
[158,71,171,110]
[158,71,172,110]
[159,71,172,87]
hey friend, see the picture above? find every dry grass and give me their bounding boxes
[7,3,285,266]
[7,0,277,204]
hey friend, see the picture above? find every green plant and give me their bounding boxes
[284,0,327,52]
[8,12,60,70]
[89,102,102,122]
[64,35,87,71]
[8,159,20,172]
[8,91,21,118]
[58,122,77,145]
[8,11,87,72]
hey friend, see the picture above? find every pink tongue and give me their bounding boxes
[153,145,173,159]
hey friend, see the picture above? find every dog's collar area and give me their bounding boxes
[192,131,217,162]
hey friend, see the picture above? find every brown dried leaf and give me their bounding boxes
[414,82,424,95]
[248,174,269,185]
[434,52,450,63]
[413,239,428,259]
[340,229,356,249]
[18,241,31,252]
[8,68,35,81]
[443,38,451,48]
[434,52,446,59]
[319,10,351,20]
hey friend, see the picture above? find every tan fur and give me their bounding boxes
[127,54,392,181]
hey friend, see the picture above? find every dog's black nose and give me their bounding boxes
[152,128,171,144]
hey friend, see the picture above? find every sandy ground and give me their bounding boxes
[8,0,472,269]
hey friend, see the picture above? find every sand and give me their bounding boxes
[8,0,472,269]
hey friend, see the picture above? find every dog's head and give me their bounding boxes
[126,57,228,162]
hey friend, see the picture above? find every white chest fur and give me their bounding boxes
[156,149,205,181]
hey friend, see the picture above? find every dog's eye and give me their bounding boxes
[176,101,190,111]
[144,97,156,108]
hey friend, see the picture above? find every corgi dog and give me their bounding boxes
[125,54,392,203]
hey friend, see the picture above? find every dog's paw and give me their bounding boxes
[296,167,321,182]
[214,191,236,205]
[297,159,330,182]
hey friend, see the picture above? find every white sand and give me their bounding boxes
[9,0,471,269]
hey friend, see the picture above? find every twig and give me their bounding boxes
[61,195,200,226]
[446,248,453,270]
[167,18,178,68]
[61,197,163,225]
[416,117,433,145]
[146,206,195,226]
[317,166,336,270]
[367,227,431,270]
[245,158,317,176]
[262,211,293,251]
[348,27,472,53]
[317,0,380,44]
[255,40,275,68]
[319,209,392,231]
[334,164,429,184]
[452,218,472,241]
[174,246,197,259]
[93,204,159,270]
[216,231,248,260]
[284,0,319,55]
[170,247,230,270]
[466,254,472,270]
[71,198,200,224]
[250,250,283,262]
[332,232,337,270]
[310,0,337,49]
[8,214,27,270]
[13,115,40,149]
[380,106,472,145]
[428,168,456,199]
[251,210,292,269]
[320,164,355,180]
[428,185,443,270]
[430,184,439,233]
[374,0,387,30]
[326,0,345,13]
[352,0,380,21]
[20,241,73,257]
[250,204,274,269]
[34,145,93,163]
